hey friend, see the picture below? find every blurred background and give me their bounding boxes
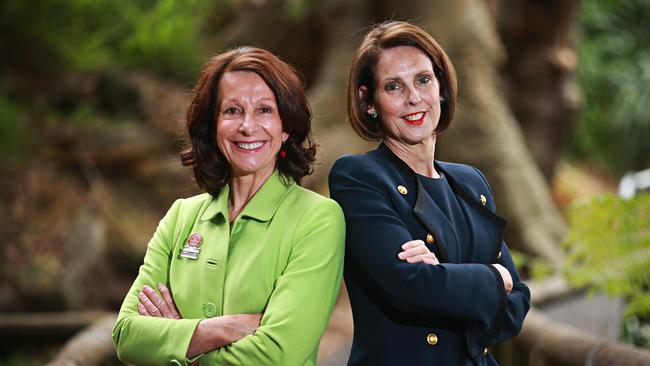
[1,0,649,365]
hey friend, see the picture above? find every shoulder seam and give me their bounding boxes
[472,167,493,195]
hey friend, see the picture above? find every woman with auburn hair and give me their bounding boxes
[329,21,530,365]
[113,47,345,366]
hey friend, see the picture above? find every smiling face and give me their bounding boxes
[216,71,289,178]
[365,46,443,146]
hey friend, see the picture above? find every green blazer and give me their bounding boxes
[112,171,346,366]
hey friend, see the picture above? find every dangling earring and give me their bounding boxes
[279,142,287,159]
[440,96,445,104]
[369,110,378,119]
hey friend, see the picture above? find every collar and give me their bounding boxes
[376,142,505,222]
[376,142,474,202]
[377,142,445,179]
[200,170,294,222]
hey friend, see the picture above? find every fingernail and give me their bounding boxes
[398,252,404,259]
[158,283,165,289]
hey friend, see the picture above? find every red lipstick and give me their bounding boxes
[401,112,426,125]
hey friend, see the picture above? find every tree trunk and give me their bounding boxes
[305,0,377,192]
[514,309,650,366]
[497,0,582,181]
[46,313,117,366]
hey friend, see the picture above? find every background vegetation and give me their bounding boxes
[573,0,650,174]
[1,0,649,364]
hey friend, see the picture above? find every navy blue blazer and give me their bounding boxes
[329,144,531,366]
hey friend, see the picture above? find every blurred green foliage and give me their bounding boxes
[0,92,26,165]
[562,193,650,346]
[0,0,221,81]
[1,353,45,366]
[508,249,554,282]
[283,0,318,19]
[573,0,650,174]
[0,345,64,366]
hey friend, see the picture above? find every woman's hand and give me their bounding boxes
[398,240,439,265]
[137,283,261,360]
[491,263,513,294]
[398,241,512,294]
[138,283,182,319]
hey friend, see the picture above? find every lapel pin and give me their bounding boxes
[179,233,202,260]
[480,194,487,206]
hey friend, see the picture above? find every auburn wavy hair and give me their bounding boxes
[180,47,316,196]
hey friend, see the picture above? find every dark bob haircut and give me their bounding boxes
[347,21,458,141]
[180,47,316,196]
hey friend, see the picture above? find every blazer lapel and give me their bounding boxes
[436,163,506,263]
[377,143,463,263]
[413,178,461,263]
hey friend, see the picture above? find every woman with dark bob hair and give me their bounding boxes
[113,47,345,366]
[329,21,530,365]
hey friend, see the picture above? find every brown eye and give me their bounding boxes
[418,76,432,84]
[385,82,400,91]
[224,106,241,115]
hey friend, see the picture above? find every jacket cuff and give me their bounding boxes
[486,264,507,336]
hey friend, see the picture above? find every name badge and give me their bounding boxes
[179,233,202,260]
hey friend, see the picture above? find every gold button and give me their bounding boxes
[426,333,438,346]
[426,233,435,244]
[497,250,502,259]
[482,347,488,356]
[397,185,408,195]
[480,194,487,205]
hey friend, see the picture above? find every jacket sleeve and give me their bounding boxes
[329,156,507,330]
[200,199,345,365]
[468,243,530,348]
[466,168,531,350]
[112,199,203,366]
